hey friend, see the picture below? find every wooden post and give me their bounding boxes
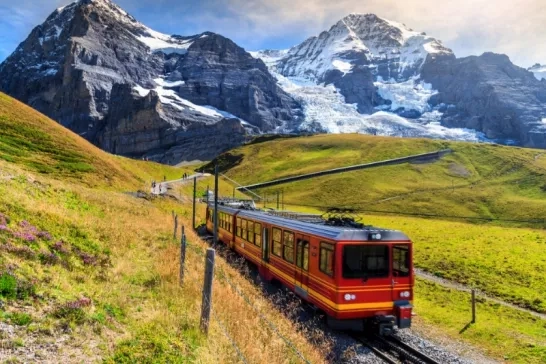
[213,165,219,244]
[206,184,209,205]
[471,289,476,323]
[173,213,178,240]
[200,248,215,334]
[264,192,267,208]
[179,226,186,286]
[192,176,197,230]
[276,190,280,210]
[282,189,284,210]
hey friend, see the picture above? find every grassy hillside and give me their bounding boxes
[216,134,546,362]
[217,134,546,226]
[0,93,328,363]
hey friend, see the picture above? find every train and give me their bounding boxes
[205,202,414,335]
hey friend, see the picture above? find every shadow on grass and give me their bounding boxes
[459,322,473,334]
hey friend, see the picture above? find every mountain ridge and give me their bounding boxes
[1,1,545,162]
[0,0,300,164]
[251,14,546,148]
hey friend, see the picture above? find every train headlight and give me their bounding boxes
[400,291,411,298]
[344,294,357,301]
[369,232,382,240]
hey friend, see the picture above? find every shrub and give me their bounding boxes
[9,312,32,326]
[0,273,17,299]
[53,297,92,324]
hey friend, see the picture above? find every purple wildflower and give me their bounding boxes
[2,243,36,259]
[12,231,36,243]
[79,253,98,266]
[0,225,9,232]
[51,240,69,254]
[40,251,60,266]
[37,231,52,241]
[64,296,92,309]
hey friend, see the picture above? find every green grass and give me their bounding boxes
[415,279,546,364]
[361,214,546,313]
[218,134,546,227]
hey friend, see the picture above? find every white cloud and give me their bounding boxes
[213,0,546,67]
[1,0,545,67]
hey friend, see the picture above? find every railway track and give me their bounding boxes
[353,334,441,364]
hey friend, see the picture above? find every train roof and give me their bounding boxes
[212,204,411,243]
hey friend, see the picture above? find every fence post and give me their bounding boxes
[200,248,215,334]
[471,289,476,323]
[192,176,197,230]
[173,213,178,240]
[180,226,186,286]
[213,165,218,244]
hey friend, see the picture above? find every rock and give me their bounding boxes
[422,52,546,147]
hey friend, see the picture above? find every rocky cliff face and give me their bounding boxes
[0,0,299,163]
[422,53,546,147]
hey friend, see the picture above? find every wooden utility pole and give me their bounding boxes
[192,176,197,230]
[173,211,178,240]
[179,226,186,286]
[213,165,219,244]
[200,248,215,334]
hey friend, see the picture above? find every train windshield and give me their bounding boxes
[342,245,389,279]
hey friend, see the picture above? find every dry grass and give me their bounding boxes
[0,91,329,363]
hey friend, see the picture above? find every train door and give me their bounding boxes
[294,235,310,299]
[262,226,270,262]
[391,244,412,301]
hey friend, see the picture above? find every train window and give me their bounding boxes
[319,242,335,276]
[283,231,295,263]
[236,217,241,237]
[272,228,282,257]
[319,242,334,276]
[296,239,309,271]
[248,221,254,243]
[393,245,410,277]
[241,219,247,240]
[254,223,262,247]
[343,245,389,279]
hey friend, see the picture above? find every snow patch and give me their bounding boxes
[136,31,193,55]
[154,77,185,87]
[133,84,244,121]
[374,77,436,114]
[332,59,353,74]
[271,72,488,142]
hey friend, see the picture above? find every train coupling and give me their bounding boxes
[376,315,396,336]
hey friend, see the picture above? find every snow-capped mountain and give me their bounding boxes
[529,64,546,81]
[1,3,546,159]
[0,0,299,163]
[252,14,546,148]
[272,14,453,83]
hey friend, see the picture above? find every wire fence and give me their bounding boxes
[181,261,248,363]
[181,232,311,364]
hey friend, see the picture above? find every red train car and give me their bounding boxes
[206,204,413,334]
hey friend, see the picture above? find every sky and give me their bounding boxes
[0,0,545,67]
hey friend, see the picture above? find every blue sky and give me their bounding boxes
[0,0,545,67]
